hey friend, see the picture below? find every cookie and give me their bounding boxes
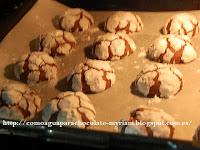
[135,63,183,98]
[42,91,96,128]
[147,34,197,64]
[163,13,200,37]
[14,52,57,85]
[92,32,136,61]
[59,8,94,32]
[193,125,200,145]
[105,11,143,34]
[68,59,116,93]
[0,83,41,120]
[118,106,175,138]
[39,30,76,57]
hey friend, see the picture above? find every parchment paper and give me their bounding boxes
[1,0,200,141]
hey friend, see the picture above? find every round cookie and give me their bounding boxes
[67,59,116,93]
[59,8,94,32]
[163,13,200,37]
[42,91,96,128]
[39,30,76,57]
[105,11,143,34]
[135,63,183,98]
[147,34,197,64]
[118,106,175,138]
[0,83,41,120]
[14,52,57,85]
[92,32,136,61]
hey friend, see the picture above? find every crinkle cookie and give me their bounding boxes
[59,8,94,32]
[39,30,76,57]
[14,52,57,85]
[0,83,41,120]
[147,34,197,64]
[105,11,143,34]
[193,125,200,145]
[163,13,200,37]
[68,59,116,93]
[42,91,96,128]
[135,64,183,98]
[118,106,175,138]
[92,32,136,61]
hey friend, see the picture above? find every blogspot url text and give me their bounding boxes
[2,120,192,128]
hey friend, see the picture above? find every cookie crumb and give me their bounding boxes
[138,51,146,58]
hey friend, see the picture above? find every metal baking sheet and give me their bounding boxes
[1,0,200,142]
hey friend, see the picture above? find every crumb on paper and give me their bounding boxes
[11,57,17,61]
[142,59,147,63]
[87,36,91,41]
[89,27,99,33]
[138,51,146,58]
[140,47,145,51]
[147,96,161,105]
[133,65,140,69]
[115,66,124,70]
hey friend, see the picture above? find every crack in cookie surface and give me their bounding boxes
[16,52,57,84]
[0,84,41,120]
[60,9,94,32]
[69,60,115,93]
[123,107,175,138]
[43,92,95,128]
[105,12,143,34]
[148,35,196,64]
[93,33,135,61]
[135,64,183,98]
[164,13,200,37]
[40,31,76,57]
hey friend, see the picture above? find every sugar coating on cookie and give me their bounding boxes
[59,8,94,32]
[42,91,96,128]
[39,30,76,57]
[92,32,136,61]
[105,11,143,34]
[147,34,197,64]
[0,83,41,120]
[14,52,57,85]
[135,64,183,98]
[68,59,116,93]
[163,13,200,37]
[118,106,175,138]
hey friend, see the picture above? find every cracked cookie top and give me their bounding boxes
[42,91,96,128]
[59,8,94,32]
[68,59,116,93]
[105,11,143,34]
[39,30,76,57]
[92,32,136,61]
[135,63,183,98]
[147,34,197,64]
[0,83,41,120]
[118,106,175,138]
[14,52,57,85]
[163,13,200,37]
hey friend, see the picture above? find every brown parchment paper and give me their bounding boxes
[1,0,200,141]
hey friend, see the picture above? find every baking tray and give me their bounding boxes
[0,0,37,41]
[57,0,200,11]
[1,0,200,149]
